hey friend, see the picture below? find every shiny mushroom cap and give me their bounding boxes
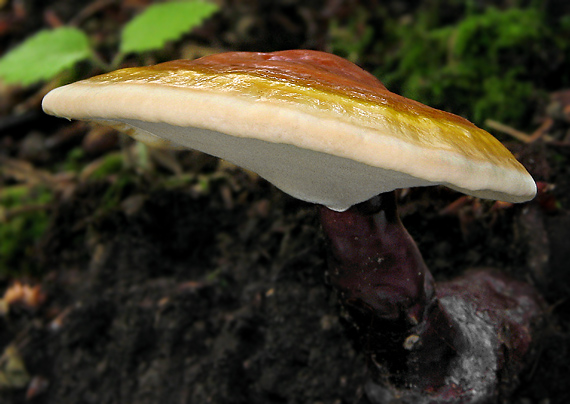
[42,50,536,211]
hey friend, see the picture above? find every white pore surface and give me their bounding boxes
[118,119,434,211]
[42,82,536,209]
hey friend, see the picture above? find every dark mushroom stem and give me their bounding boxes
[319,192,459,388]
[319,191,543,403]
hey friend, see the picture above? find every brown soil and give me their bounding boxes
[1,144,569,403]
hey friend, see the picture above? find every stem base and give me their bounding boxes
[319,192,544,403]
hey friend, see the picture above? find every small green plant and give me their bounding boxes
[0,0,219,86]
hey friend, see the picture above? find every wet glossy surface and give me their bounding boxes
[84,50,526,173]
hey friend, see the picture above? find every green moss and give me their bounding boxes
[328,7,375,63]
[377,5,559,126]
[327,2,570,129]
[0,186,54,277]
[61,147,87,173]
[97,173,138,214]
[88,152,125,180]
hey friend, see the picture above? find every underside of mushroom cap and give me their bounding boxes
[42,50,536,211]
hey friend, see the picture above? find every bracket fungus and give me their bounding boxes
[43,50,543,403]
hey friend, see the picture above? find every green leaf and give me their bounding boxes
[0,27,91,86]
[120,0,219,55]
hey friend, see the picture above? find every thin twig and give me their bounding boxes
[485,119,555,143]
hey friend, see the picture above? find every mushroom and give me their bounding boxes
[42,50,543,403]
